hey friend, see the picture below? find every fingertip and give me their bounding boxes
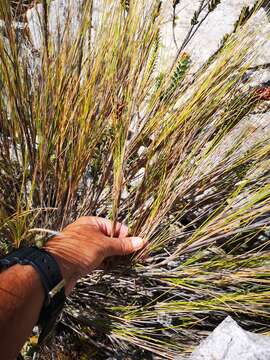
[108,235,147,257]
[130,237,146,251]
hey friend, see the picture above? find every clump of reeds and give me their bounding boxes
[0,0,270,358]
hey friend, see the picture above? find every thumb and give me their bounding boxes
[108,236,146,256]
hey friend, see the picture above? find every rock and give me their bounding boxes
[246,68,270,88]
[26,0,84,50]
[160,1,270,71]
[188,316,270,360]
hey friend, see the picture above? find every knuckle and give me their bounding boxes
[119,239,126,254]
[76,216,91,223]
[119,238,130,255]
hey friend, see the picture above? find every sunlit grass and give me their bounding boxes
[0,0,269,358]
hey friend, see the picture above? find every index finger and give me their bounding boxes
[96,217,129,238]
[70,216,129,238]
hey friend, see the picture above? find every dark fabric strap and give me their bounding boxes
[38,290,66,344]
[0,246,66,344]
[0,246,64,306]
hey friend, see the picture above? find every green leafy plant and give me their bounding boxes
[0,0,270,358]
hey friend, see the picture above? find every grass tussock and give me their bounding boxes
[0,0,270,358]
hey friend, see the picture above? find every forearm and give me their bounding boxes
[0,216,145,359]
[0,264,44,360]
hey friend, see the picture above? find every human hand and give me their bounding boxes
[44,217,146,295]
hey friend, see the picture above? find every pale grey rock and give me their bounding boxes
[246,8,270,67]
[188,316,270,360]
[247,68,270,87]
[26,0,84,50]
[26,3,43,50]
[160,1,269,71]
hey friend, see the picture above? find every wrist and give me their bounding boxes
[43,247,79,296]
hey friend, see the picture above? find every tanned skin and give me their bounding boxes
[0,216,145,360]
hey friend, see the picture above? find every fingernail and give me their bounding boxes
[131,237,145,250]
